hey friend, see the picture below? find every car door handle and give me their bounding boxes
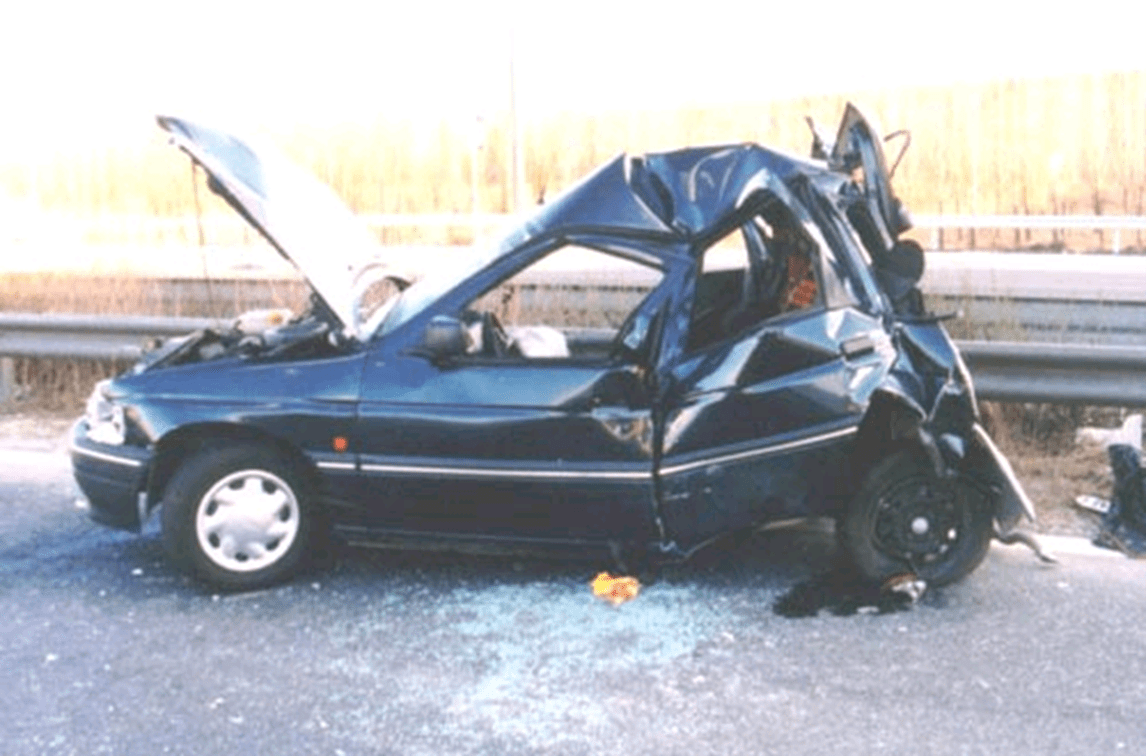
[841,334,876,358]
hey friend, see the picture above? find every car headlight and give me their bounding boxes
[85,381,126,446]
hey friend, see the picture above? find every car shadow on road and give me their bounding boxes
[309,517,932,618]
[309,517,832,585]
[301,516,925,618]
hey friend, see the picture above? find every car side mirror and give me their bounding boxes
[419,315,469,363]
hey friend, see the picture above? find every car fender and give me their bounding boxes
[969,423,1037,530]
[856,381,1035,529]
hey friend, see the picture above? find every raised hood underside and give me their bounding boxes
[157,116,384,335]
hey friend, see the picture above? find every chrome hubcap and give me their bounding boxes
[195,469,299,573]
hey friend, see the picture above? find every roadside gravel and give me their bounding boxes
[0,412,73,453]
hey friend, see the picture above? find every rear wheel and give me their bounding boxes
[161,444,312,590]
[841,450,993,586]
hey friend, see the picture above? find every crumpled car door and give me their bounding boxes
[656,308,895,552]
[831,104,912,250]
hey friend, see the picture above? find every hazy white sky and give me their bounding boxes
[1,0,1143,156]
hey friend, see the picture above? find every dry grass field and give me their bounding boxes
[2,70,1144,250]
[0,272,311,411]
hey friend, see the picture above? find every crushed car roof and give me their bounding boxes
[524,143,838,242]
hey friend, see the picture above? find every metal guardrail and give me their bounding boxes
[0,313,223,360]
[920,251,1146,346]
[3,313,1146,406]
[912,214,1146,254]
[958,341,1146,405]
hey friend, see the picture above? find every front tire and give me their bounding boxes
[161,444,312,590]
[841,450,993,586]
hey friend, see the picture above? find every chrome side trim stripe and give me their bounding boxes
[659,425,859,477]
[69,442,144,468]
[316,461,356,472]
[359,462,651,481]
[353,425,858,482]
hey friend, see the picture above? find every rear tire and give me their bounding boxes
[841,450,993,586]
[161,444,312,591]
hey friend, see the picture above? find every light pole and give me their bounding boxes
[508,20,524,213]
[471,114,485,242]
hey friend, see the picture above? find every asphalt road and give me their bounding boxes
[2,445,1146,756]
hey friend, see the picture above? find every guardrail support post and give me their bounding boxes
[1114,228,1122,254]
[0,357,15,404]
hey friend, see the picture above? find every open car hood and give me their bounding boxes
[157,116,385,337]
[830,103,911,247]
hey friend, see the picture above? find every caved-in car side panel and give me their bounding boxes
[658,428,857,548]
[354,353,658,543]
[658,329,855,549]
[656,303,899,550]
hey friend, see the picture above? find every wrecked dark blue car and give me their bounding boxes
[71,106,1035,590]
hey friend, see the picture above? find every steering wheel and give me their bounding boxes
[481,312,511,357]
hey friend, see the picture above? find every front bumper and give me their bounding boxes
[69,420,152,532]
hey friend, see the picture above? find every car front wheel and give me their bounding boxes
[841,450,993,587]
[161,444,312,590]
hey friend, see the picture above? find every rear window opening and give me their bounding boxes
[687,197,822,352]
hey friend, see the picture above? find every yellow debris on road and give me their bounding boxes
[591,572,640,606]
